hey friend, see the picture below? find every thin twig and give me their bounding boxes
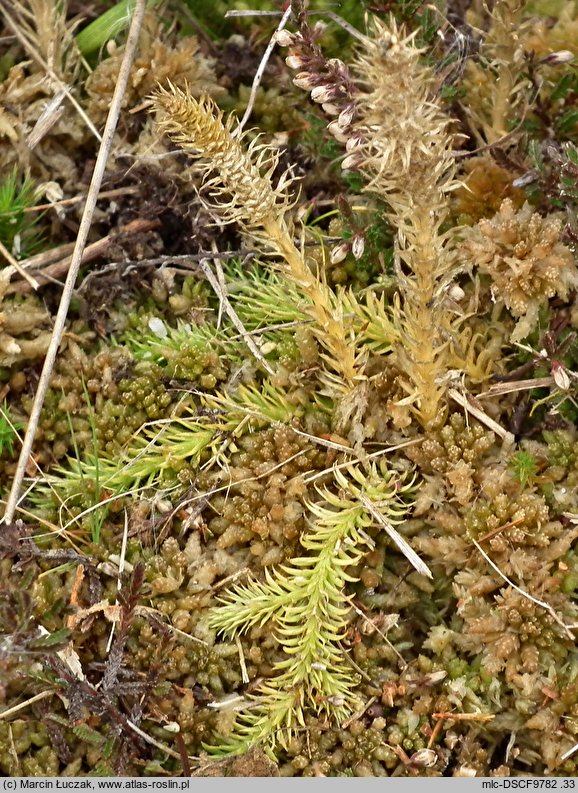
[23,186,140,213]
[106,508,130,653]
[478,377,554,397]
[8,218,160,294]
[561,741,578,762]
[137,607,208,645]
[233,4,293,137]
[449,387,514,442]
[302,439,421,485]
[431,711,495,722]
[198,258,275,375]
[0,239,39,290]
[236,635,250,684]
[323,10,373,44]
[225,9,286,16]
[2,0,148,526]
[125,718,186,761]
[360,494,433,579]
[0,690,54,721]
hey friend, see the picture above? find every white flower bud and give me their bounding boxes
[346,132,364,151]
[327,120,349,142]
[285,54,307,70]
[311,21,327,36]
[274,29,297,47]
[351,234,365,259]
[553,361,571,390]
[327,57,346,76]
[311,84,335,103]
[341,152,362,170]
[293,72,317,90]
[540,50,574,65]
[321,102,341,116]
[338,105,355,127]
[330,242,349,264]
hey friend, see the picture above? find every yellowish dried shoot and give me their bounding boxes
[347,20,458,428]
[488,0,527,142]
[151,85,362,397]
[9,0,82,82]
[462,0,530,145]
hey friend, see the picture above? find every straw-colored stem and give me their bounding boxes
[262,217,359,390]
[396,204,448,429]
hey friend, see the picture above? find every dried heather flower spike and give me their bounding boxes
[276,10,359,144]
[151,84,295,231]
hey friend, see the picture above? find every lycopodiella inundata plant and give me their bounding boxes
[207,462,418,755]
[148,17,455,756]
[281,16,463,429]
[343,23,456,428]
[461,0,532,146]
[151,86,365,406]
[344,20,460,429]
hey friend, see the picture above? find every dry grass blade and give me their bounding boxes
[479,377,555,397]
[448,387,514,441]
[198,257,275,375]
[25,88,67,149]
[2,0,148,527]
[0,690,54,721]
[232,4,292,137]
[359,494,432,579]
